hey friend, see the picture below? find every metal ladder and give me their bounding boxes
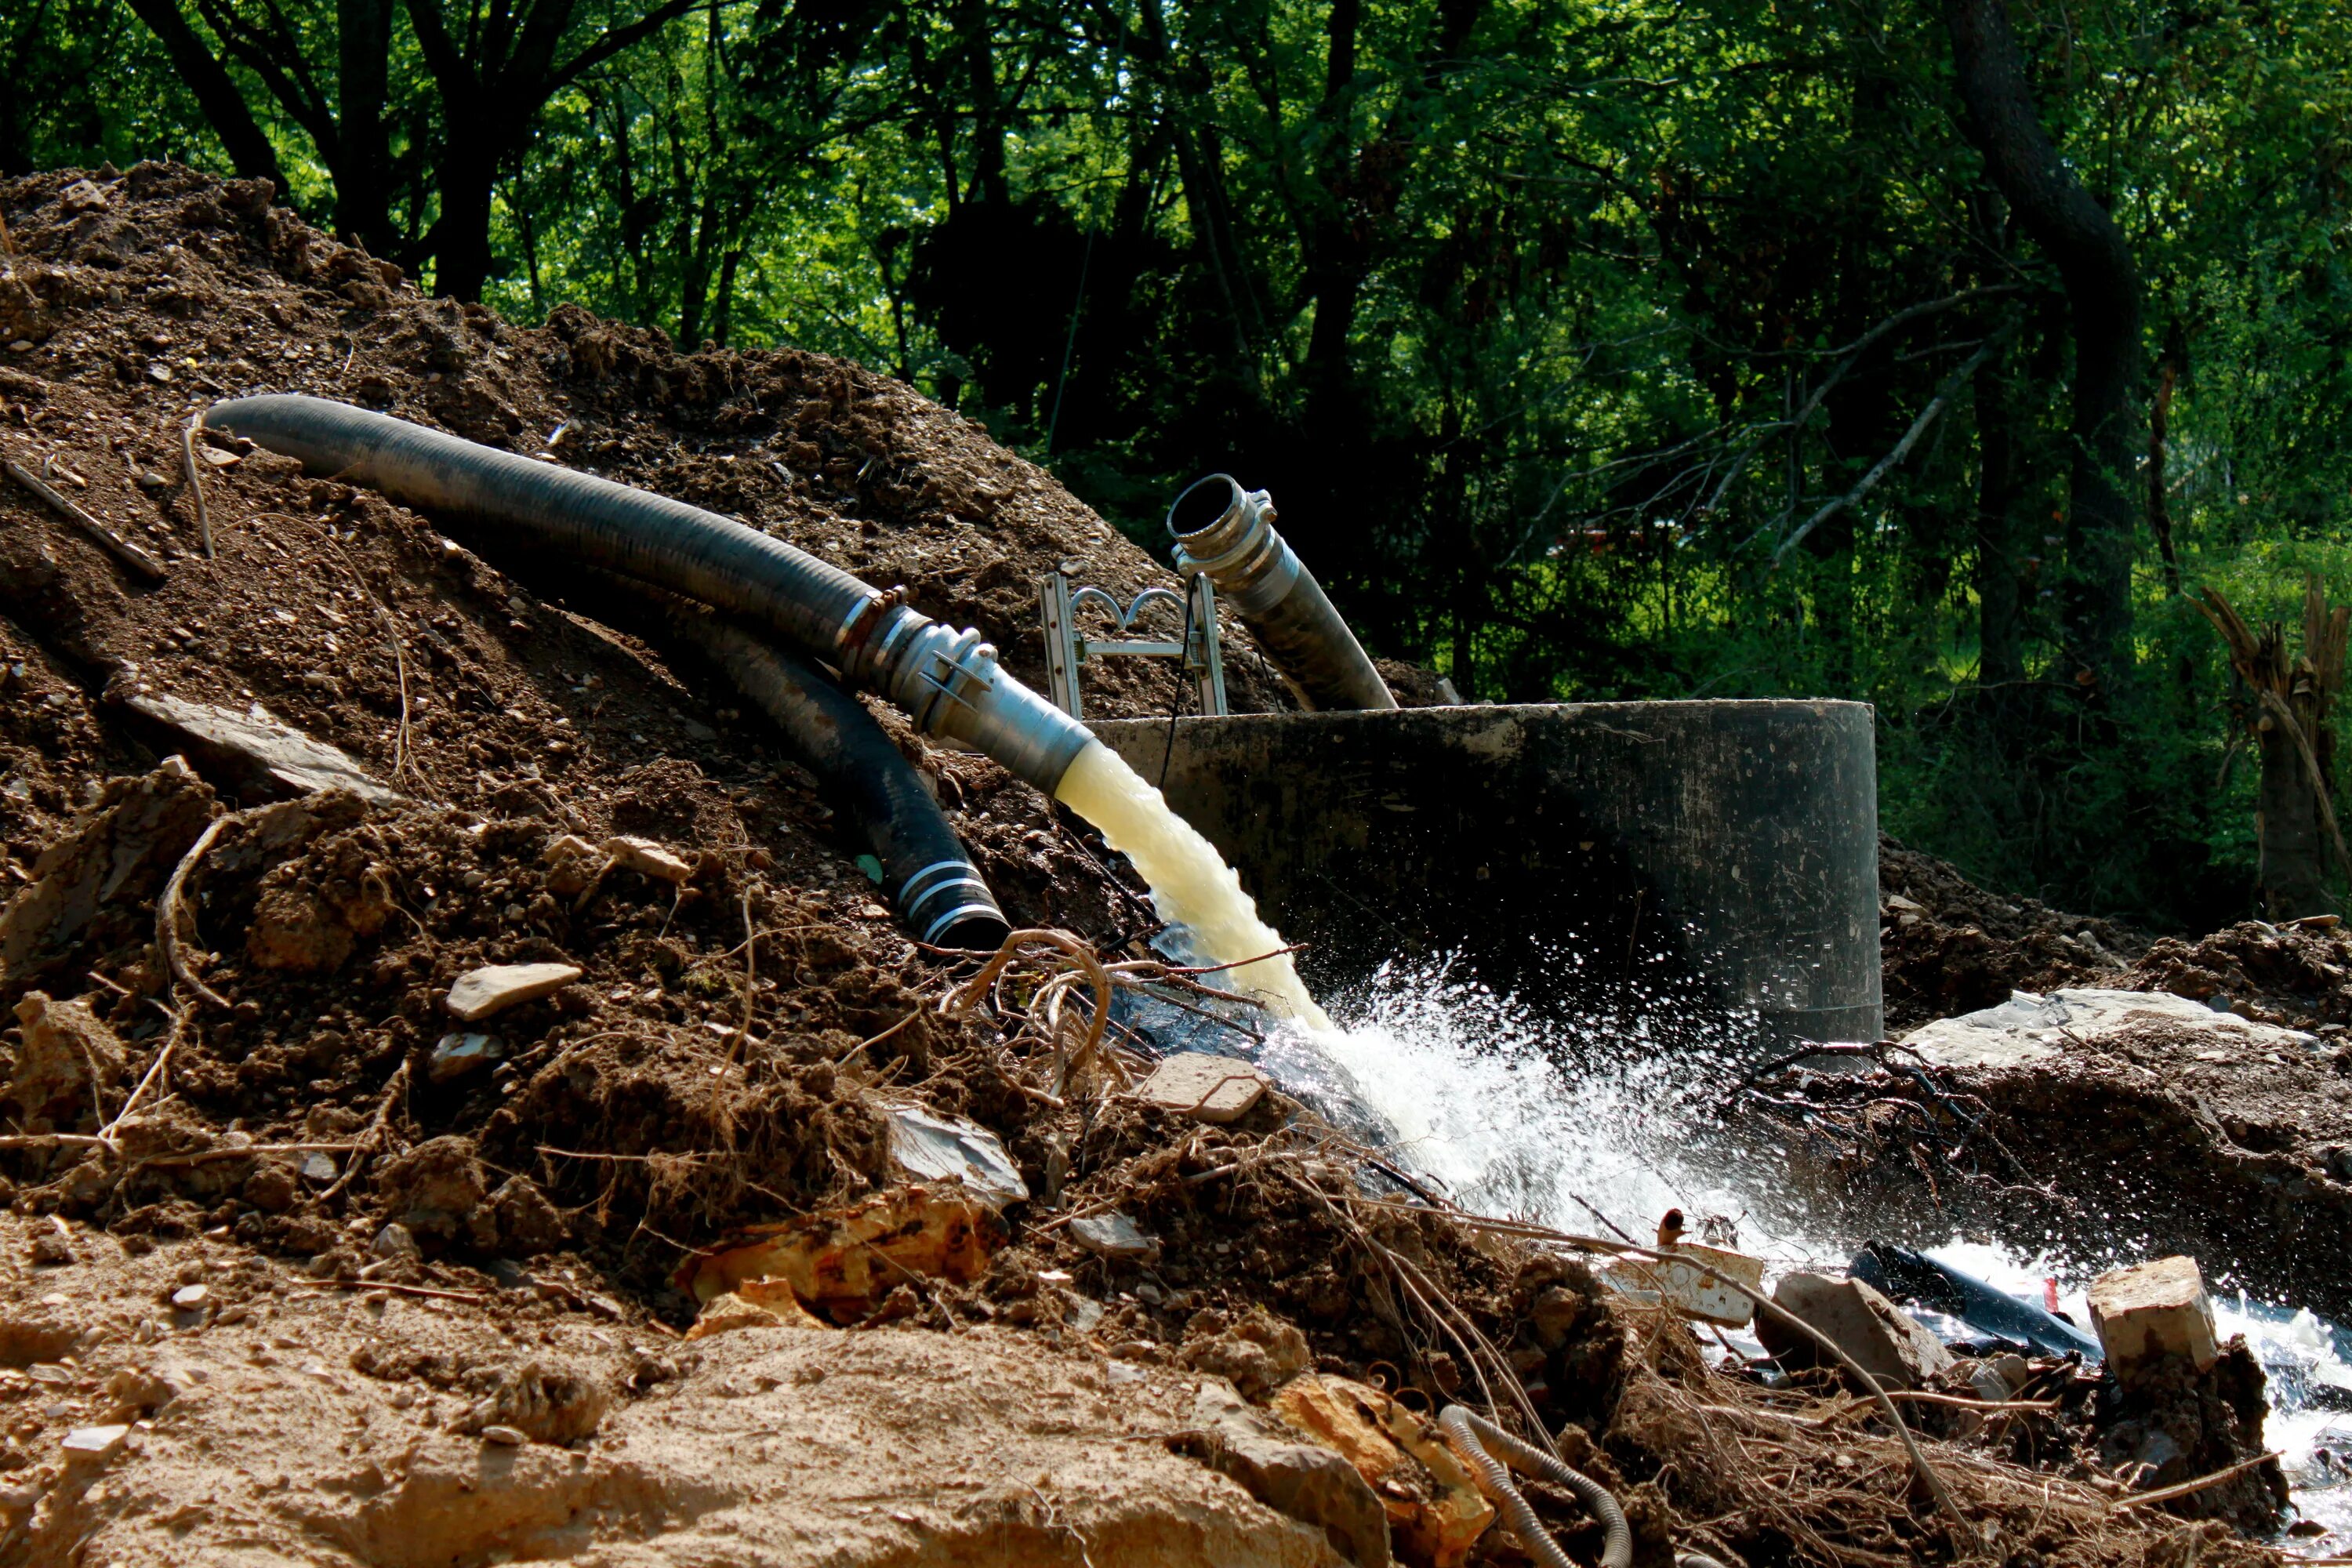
[1037,569,1227,720]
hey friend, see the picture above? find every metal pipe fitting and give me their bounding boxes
[205,394,1096,797]
[1168,474,1396,712]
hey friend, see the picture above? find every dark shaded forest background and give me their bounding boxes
[10,0,2352,927]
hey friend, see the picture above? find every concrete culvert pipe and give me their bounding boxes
[205,394,1095,796]
[1169,474,1396,713]
[669,612,1010,951]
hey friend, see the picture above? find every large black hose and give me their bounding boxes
[670,612,1009,950]
[203,395,1094,793]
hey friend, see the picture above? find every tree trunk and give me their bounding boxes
[1973,345,2025,686]
[335,0,396,252]
[2256,720,2330,918]
[123,0,289,193]
[1944,0,2142,689]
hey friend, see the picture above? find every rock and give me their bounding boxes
[602,834,692,884]
[445,962,581,1021]
[686,1285,828,1339]
[1905,987,2314,1068]
[59,180,109,213]
[29,1230,74,1266]
[105,1364,183,1414]
[61,1424,129,1458]
[884,1105,1029,1207]
[1069,1210,1162,1262]
[2090,1256,2220,1382]
[376,1136,494,1247]
[169,1283,209,1309]
[1141,1052,1270,1124]
[677,1184,1004,1321]
[481,1425,527,1446]
[372,1222,421,1261]
[0,760,216,989]
[1182,1381,1392,1568]
[1270,1374,1493,1568]
[118,692,399,802]
[1180,1306,1312,1403]
[466,1358,611,1444]
[428,1032,499,1083]
[1755,1273,1954,1391]
[299,1152,337,1184]
[6,991,129,1134]
[242,1163,299,1213]
[489,1175,568,1254]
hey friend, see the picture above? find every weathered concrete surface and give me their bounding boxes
[1092,702,1880,1044]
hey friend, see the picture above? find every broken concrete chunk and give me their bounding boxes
[1271,1374,1493,1568]
[1069,1210,1161,1262]
[5,992,128,1134]
[884,1105,1029,1208]
[1905,987,2315,1067]
[1141,1052,1270,1124]
[602,834,692,884]
[445,962,582,1021]
[2090,1256,2219,1381]
[428,1032,500,1083]
[60,1424,129,1458]
[1185,1381,1392,1568]
[119,691,398,803]
[686,1283,828,1340]
[1600,1241,1766,1328]
[1756,1273,1954,1391]
[677,1184,1003,1322]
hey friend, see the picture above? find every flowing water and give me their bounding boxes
[1054,741,1332,1029]
[1059,739,2351,1546]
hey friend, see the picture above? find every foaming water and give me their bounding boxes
[1054,741,1331,1029]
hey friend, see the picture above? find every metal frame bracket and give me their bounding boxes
[1039,570,1228,720]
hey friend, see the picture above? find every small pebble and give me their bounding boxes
[481,1425,527,1446]
[170,1284,209,1309]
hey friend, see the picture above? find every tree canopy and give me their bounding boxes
[15,0,2352,924]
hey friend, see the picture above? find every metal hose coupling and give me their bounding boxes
[838,599,1094,797]
[1169,474,1397,713]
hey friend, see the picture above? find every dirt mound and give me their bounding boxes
[2117,918,2352,1033]
[0,164,2295,1568]
[1878,838,2150,1033]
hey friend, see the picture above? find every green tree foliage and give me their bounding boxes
[16,0,2352,923]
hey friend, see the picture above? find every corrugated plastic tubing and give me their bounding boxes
[1439,1405,1632,1568]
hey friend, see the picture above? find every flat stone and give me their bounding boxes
[169,1283,209,1309]
[1600,1240,1766,1327]
[1905,988,2314,1067]
[2089,1256,2219,1381]
[119,691,398,803]
[1069,1211,1161,1262]
[446,962,581,1021]
[1756,1273,1954,1391]
[481,1424,527,1446]
[603,835,692,884]
[61,1424,129,1457]
[885,1105,1029,1207]
[1140,1053,1269,1124]
[299,1152,337,1183]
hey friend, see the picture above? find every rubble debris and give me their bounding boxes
[0,758,216,987]
[60,1424,129,1457]
[1068,1210,1161,1261]
[1140,1051,1271,1123]
[445,961,583,1021]
[1904,986,2314,1066]
[679,1185,1001,1321]
[5,989,127,1132]
[1599,1240,1764,1328]
[452,1357,612,1444]
[1269,1374,1494,1568]
[1179,1306,1313,1404]
[884,1105,1029,1207]
[1756,1273,1955,1390]
[602,833,693,884]
[2092,1256,2221,1381]
[1181,1380,1393,1568]
[686,1283,829,1339]
[118,691,398,802]
[426,1031,499,1083]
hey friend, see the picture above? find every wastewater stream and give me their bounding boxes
[1054,738,2352,1551]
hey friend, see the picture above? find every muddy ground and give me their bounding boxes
[0,163,2325,1567]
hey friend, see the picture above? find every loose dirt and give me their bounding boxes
[0,163,2318,1568]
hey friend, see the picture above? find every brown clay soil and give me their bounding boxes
[0,164,2315,1567]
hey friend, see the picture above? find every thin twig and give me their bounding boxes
[156,814,238,1008]
[180,414,213,557]
[5,456,167,580]
[2110,1450,2281,1511]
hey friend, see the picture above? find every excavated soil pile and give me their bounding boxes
[1878,838,2150,1033]
[0,165,2292,1568]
